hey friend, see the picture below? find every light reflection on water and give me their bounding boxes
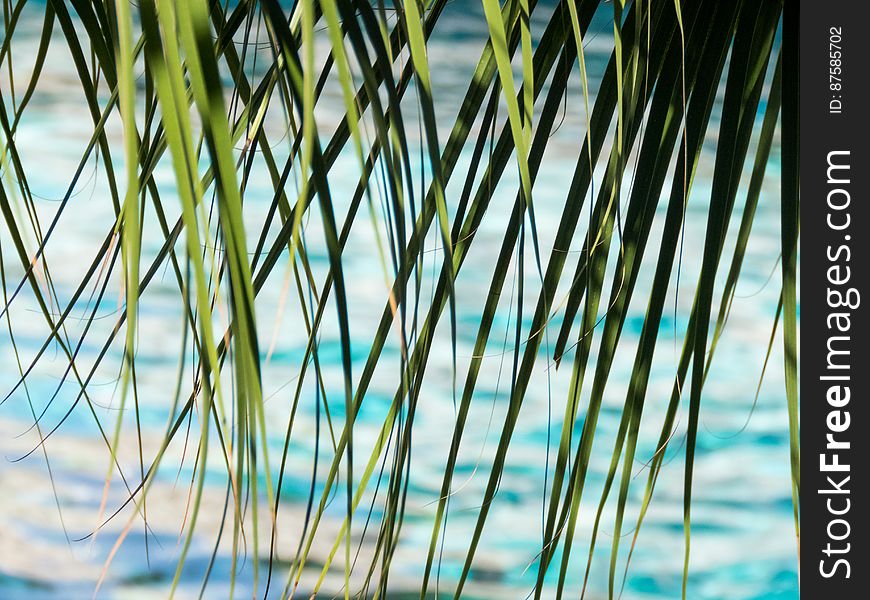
[0,2,797,598]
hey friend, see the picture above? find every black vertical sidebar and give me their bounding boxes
[801,0,870,596]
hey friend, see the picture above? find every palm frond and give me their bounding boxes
[0,1,797,598]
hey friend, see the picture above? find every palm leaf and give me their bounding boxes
[0,1,797,598]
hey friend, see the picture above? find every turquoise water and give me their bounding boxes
[0,2,797,598]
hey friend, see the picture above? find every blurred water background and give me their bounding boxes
[0,1,798,598]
